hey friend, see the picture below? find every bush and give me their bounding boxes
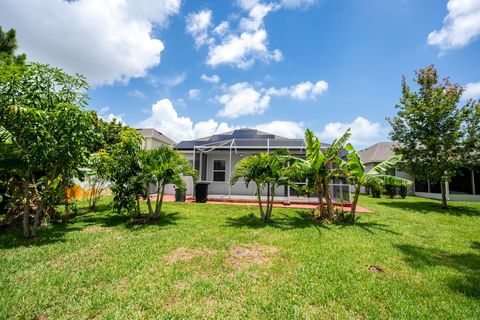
[371,187,381,198]
[384,184,397,198]
[398,185,408,199]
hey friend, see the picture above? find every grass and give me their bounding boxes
[1,196,479,319]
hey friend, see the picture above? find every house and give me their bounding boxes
[136,128,175,149]
[174,128,351,202]
[359,142,480,201]
[358,142,415,195]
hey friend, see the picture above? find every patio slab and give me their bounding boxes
[158,195,371,213]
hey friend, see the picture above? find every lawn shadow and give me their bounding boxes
[377,200,480,217]
[225,209,330,232]
[346,221,400,235]
[78,211,182,230]
[396,244,480,298]
[0,223,83,250]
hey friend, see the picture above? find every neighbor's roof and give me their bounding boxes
[174,128,328,150]
[136,128,176,145]
[358,141,400,163]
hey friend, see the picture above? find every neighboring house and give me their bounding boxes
[174,128,351,202]
[359,142,480,201]
[136,128,176,149]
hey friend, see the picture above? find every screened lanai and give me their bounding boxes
[174,129,352,203]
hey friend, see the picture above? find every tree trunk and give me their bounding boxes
[264,182,270,223]
[154,181,161,217]
[349,184,361,223]
[146,183,153,218]
[317,182,324,218]
[152,183,166,220]
[266,184,275,221]
[440,181,448,209]
[136,197,142,219]
[257,187,264,221]
[31,200,45,238]
[22,184,31,238]
[323,178,333,219]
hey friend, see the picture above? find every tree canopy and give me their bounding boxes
[388,65,480,209]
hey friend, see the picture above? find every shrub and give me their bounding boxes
[384,184,397,198]
[398,185,408,199]
[371,187,381,198]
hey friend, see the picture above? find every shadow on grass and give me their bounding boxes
[344,221,400,235]
[225,210,332,232]
[377,200,480,217]
[396,244,480,298]
[0,223,83,250]
[0,210,182,250]
[78,211,182,230]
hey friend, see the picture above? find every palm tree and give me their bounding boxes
[341,143,412,222]
[289,129,350,219]
[142,146,197,220]
[231,150,293,223]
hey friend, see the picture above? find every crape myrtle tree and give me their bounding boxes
[388,65,480,209]
[0,62,96,237]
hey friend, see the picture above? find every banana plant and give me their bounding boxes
[289,129,350,219]
[341,143,412,222]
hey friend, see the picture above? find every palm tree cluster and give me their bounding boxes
[231,129,412,223]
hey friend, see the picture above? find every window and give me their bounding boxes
[213,160,226,182]
[414,179,428,193]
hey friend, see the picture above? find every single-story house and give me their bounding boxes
[174,128,351,202]
[359,142,480,201]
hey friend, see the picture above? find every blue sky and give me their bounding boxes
[1,0,479,147]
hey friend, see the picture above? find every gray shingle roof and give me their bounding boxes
[358,142,400,163]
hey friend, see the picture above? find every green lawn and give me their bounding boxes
[1,196,479,319]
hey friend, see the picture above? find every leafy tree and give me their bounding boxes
[107,128,144,218]
[388,65,480,209]
[341,143,412,222]
[0,62,96,237]
[289,129,350,220]
[85,151,110,210]
[231,150,293,223]
[0,27,26,65]
[141,146,197,220]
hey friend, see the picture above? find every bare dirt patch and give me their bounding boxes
[165,247,216,264]
[227,243,279,270]
[368,264,384,273]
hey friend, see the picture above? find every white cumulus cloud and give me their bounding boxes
[255,121,305,138]
[137,99,236,142]
[0,0,181,86]
[463,81,480,100]
[200,74,221,83]
[267,80,328,100]
[317,116,387,148]
[428,0,480,50]
[185,9,213,48]
[188,89,201,100]
[216,82,271,118]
